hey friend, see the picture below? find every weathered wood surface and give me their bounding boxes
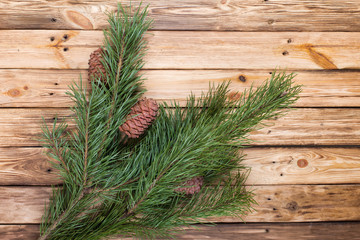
[2,69,360,108]
[0,147,59,185]
[1,185,360,224]
[1,0,360,239]
[0,108,359,147]
[1,31,360,70]
[1,1,360,32]
[1,147,360,186]
[244,148,360,185]
[0,225,39,240]
[3,222,360,240]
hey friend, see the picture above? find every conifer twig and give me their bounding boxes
[38,192,85,240]
[38,3,301,240]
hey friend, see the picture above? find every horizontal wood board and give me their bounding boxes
[0,108,359,147]
[2,222,360,240]
[1,147,360,186]
[1,31,360,70]
[1,69,360,108]
[1,185,360,224]
[1,0,360,32]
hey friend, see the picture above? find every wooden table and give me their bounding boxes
[1,1,360,239]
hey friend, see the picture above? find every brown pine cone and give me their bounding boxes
[175,176,204,195]
[88,48,107,84]
[119,98,159,138]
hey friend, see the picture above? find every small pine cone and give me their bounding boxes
[88,48,107,84]
[175,176,204,195]
[119,98,159,138]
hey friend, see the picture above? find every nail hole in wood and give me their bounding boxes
[51,18,57,22]
[269,72,272,75]
[239,75,246,82]
[287,39,292,43]
[265,229,269,233]
[280,173,283,176]
[63,34,68,40]
[273,208,277,211]
[54,83,59,85]
[63,47,69,52]
[50,37,55,41]
[282,51,289,56]
[272,161,276,164]
[47,169,52,173]
[267,198,271,201]
[49,93,54,95]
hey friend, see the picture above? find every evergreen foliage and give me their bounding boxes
[38,3,301,240]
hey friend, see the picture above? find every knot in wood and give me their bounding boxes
[286,201,298,211]
[297,159,308,168]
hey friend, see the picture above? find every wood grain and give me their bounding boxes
[244,148,360,185]
[1,147,360,186]
[1,185,360,224]
[0,225,39,240]
[1,69,360,108]
[2,222,360,240]
[0,108,72,147]
[0,108,359,147]
[1,1,360,32]
[0,147,61,185]
[1,30,360,70]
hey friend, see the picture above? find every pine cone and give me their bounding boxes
[119,98,159,138]
[175,176,204,195]
[88,48,107,84]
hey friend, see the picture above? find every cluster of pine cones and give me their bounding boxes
[88,48,203,195]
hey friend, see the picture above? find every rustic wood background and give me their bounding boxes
[1,0,360,239]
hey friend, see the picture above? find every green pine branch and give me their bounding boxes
[114,73,300,236]
[39,3,301,240]
[39,4,152,240]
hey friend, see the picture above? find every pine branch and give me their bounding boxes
[116,71,300,236]
[40,118,70,175]
[38,4,152,240]
[38,192,84,240]
[38,2,301,239]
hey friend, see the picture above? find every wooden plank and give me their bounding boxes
[0,187,49,224]
[2,222,360,240]
[1,147,360,186]
[1,1,360,32]
[1,30,360,70]
[0,108,72,147]
[0,147,61,185]
[244,148,360,185]
[2,69,360,108]
[1,185,360,224]
[0,108,359,147]
[0,225,39,240]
